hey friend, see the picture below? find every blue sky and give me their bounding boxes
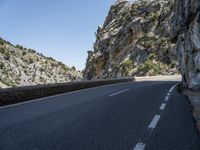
[0,0,117,70]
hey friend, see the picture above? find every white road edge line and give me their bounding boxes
[148,115,161,129]
[109,88,130,97]
[167,93,170,96]
[160,103,166,110]
[133,143,145,150]
[0,82,134,110]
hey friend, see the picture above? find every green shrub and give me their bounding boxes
[170,59,177,68]
[24,70,28,75]
[71,66,76,70]
[140,59,162,75]
[39,76,44,82]
[15,77,21,84]
[1,78,15,87]
[39,67,45,72]
[0,62,4,69]
[138,35,157,49]
[120,59,133,76]
[4,52,10,60]
[39,53,45,57]
[58,62,63,66]
[0,38,4,45]
[87,50,93,56]
[28,49,36,53]
[0,47,5,53]
[29,58,34,64]
[148,53,156,60]
[0,38,12,46]
[22,51,27,56]
[48,57,55,61]
[15,45,24,50]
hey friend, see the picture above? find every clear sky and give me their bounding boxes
[0,0,117,70]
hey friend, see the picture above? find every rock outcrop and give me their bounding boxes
[0,38,82,88]
[84,0,178,80]
[172,0,200,89]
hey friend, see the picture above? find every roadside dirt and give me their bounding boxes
[183,89,200,133]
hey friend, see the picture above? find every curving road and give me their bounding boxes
[0,80,200,150]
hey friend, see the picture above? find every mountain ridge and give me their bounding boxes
[84,0,178,80]
[0,37,82,88]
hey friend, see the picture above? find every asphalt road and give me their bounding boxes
[0,81,200,150]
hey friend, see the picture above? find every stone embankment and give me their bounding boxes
[135,75,181,81]
[0,78,134,106]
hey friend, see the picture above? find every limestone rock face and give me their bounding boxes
[172,0,200,89]
[0,38,82,88]
[84,0,178,80]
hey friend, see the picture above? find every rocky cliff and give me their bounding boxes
[84,0,178,80]
[0,38,82,88]
[172,0,200,89]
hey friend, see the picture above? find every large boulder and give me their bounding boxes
[172,0,200,89]
[84,0,178,80]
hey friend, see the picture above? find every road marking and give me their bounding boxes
[148,115,160,129]
[133,143,145,150]
[160,103,166,110]
[109,88,130,97]
[0,82,134,110]
[165,96,169,102]
[133,84,178,149]
[169,84,177,93]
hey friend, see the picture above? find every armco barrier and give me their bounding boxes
[0,78,134,106]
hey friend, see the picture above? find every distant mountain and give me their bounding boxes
[0,38,82,88]
[84,0,178,80]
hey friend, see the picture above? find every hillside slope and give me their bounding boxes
[0,38,82,88]
[84,0,178,80]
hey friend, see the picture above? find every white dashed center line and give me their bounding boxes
[165,96,169,102]
[148,115,161,129]
[132,83,178,150]
[169,84,177,93]
[109,88,130,97]
[160,103,166,110]
[133,143,145,150]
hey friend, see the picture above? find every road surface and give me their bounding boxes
[0,81,199,150]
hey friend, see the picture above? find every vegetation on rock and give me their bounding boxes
[84,0,178,80]
[0,38,82,88]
